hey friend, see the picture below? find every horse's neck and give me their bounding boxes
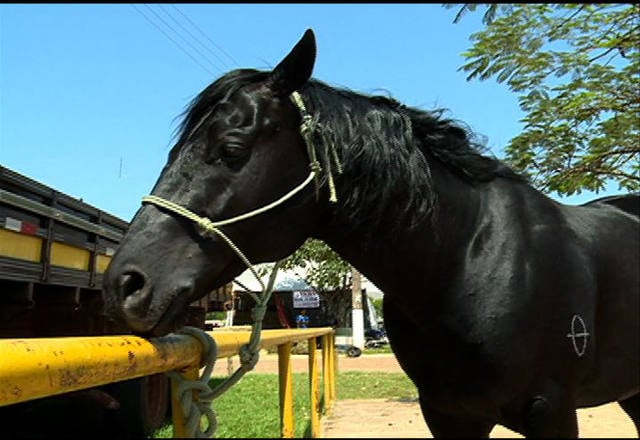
[322,162,489,299]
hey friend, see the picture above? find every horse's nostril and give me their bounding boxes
[119,269,153,323]
[120,271,146,299]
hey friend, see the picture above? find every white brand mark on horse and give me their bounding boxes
[566,314,589,357]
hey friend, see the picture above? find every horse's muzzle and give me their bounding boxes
[104,264,156,333]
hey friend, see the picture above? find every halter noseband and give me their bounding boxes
[140,91,338,291]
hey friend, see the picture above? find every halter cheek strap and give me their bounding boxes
[290,91,342,203]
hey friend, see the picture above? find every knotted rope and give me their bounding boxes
[165,263,280,437]
[290,91,343,203]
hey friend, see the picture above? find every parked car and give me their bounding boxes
[364,328,388,348]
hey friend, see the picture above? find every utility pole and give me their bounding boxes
[351,266,365,349]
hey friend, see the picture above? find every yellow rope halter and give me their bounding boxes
[141,169,314,292]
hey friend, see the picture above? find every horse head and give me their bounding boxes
[103,30,325,336]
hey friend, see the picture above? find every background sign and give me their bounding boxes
[292,290,320,308]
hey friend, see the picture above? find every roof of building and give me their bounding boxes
[233,265,383,298]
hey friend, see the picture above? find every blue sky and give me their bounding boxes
[0,4,621,222]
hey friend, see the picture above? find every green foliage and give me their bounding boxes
[278,238,352,291]
[371,298,384,320]
[206,311,226,320]
[448,4,640,196]
[153,371,416,438]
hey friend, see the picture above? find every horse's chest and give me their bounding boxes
[394,319,518,416]
[400,312,507,380]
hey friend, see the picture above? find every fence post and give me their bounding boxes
[331,333,337,404]
[171,362,200,438]
[278,341,295,438]
[321,333,332,413]
[308,337,320,437]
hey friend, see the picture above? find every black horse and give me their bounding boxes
[583,193,640,217]
[103,30,639,437]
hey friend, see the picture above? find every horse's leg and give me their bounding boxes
[618,393,640,436]
[418,396,494,438]
[522,392,578,438]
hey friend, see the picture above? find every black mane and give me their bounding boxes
[175,69,270,146]
[300,78,525,231]
[175,69,526,230]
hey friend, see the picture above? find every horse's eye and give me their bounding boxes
[221,143,248,159]
[208,142,250,171]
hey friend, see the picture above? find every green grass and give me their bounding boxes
[153,371,417,438]
[336,371,417,400]
[362,344,393,354]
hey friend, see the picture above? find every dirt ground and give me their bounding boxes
[215,352,637,438]
[322,398,637,438]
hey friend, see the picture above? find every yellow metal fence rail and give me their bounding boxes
[0,327,336,438]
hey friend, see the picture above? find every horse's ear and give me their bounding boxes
[268,29,316,96]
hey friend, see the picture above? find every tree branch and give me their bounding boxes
[564,164,640,183]
[592,149,640,164]
[548,4,588,38]
[594,169,640,182]
[588,26,640,63]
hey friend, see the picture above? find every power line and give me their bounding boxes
[157,4,232,71]
[141,4,224,74]
[130,4,218,77]
[170,4,239,67]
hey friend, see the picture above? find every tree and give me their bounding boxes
[371,298,384,321]
[447,3,640,195]
[277,238,352,291]
[281,239,352,326]
[254,238,352,326]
